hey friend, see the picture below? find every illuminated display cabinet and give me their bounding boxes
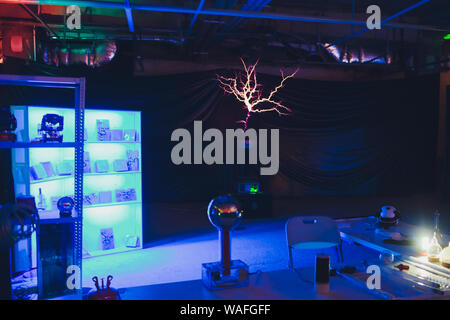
[11,106,142,258]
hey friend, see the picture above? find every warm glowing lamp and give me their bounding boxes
[418,236,430,256]
[421,237,430,251]
[427,233,442,263]
[441,243,450,268]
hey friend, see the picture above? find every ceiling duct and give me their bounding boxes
[39,40,116,67]
[320,43,391,64]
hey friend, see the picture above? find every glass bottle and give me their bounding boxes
[428,233,442,263]
[433,210,444,246]
[441,242,450,268]
[37,188,46,211]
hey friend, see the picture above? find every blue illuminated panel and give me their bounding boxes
[12,106,142,259]
[83,109,142,257]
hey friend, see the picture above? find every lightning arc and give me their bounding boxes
[217,58,298,130]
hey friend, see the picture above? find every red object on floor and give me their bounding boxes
[87,275,121,300]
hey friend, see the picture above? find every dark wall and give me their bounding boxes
[0,64,440,243]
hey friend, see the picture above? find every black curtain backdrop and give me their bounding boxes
[0,67,439,203]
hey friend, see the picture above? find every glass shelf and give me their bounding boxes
[30,171,142,184]
[85,171,141,177]
[0,142,78,149]
[85,246,140,258]
[83,200,141,209]
[39,216,81,225]
[85,141,140,144]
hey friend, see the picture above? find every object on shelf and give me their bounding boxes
[57,196,74,217]
[30,164,47,180]
[56,161,73,176]
[111,129,123,141]
[428,233,442,263]
[39,114,64,143]
[37,188,46,211]
[100,228,115,250]
[50,195,73,211]
[115,188,136,202]
[123,129,137,142]
[125,235,140,248]
[96,119,111,141]
[126,150,139,171]
[95,160,109,173]
[98,191,112,204]
[41,162,55,177]
[0,107,17,142]
[87,276,120,300]
[441,243,450,268]
[51,197,59,210]
[83,152,91,173]
[113,159,128,172]
[83,193,98,206]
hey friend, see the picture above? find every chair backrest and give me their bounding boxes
[285,216,341,247]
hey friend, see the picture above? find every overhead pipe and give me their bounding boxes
[0,0,446,32]
[222,0,272,32]
[124,0,135,33]
[19,3,62,43]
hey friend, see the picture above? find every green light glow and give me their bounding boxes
[444,34,450,40]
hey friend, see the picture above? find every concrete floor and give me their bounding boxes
[82,217,379,290]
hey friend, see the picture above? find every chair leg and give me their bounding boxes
[288,247,294,271]
[338,243,344,263]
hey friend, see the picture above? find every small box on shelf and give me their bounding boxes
[113,159,128,172]
[111,129,123,141]
[95,160,109,173]
[83,152,91,173]
[98,191,112,204]
[30,164,47,180]
[115,188,137,202]
[56,161,73,176]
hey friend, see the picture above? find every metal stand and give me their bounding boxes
[202,229,249,290]
[0,74,85,300]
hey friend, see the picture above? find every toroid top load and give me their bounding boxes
[207,194,243,232]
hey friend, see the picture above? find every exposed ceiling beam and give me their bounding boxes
[0,0,446,32]
[186,0,205,38]
[19,3,62,43]
[124,0,135,33]
[222,0,272,32]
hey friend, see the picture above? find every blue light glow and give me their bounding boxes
[24,107,142,257]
